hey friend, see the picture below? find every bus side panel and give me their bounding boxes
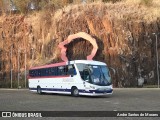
[29,77,113,96]
[28,75,85,94]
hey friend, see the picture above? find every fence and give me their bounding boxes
[0,74,28,88]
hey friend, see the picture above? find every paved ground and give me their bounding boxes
[0,88,160,120]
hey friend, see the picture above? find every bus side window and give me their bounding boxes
[73,66,76,75]
[72,65,76,75]
[81,69,90,81]
[64,65,68,75]
[32,70,35,77]
[37,70,41,77]
[35,70,38,77]
[51,67,55,76]
[41,69,44,77]
[29,70,34,77]
[48,68,52,76]
[55,67,58,76]
[68,65,76,76]
[42,68,47,76]
[58,66,64,76]
[45,68,48,76]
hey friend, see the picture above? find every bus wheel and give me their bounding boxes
[71,87,79,97]
[37,86,42,94]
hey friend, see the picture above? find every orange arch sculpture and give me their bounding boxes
[58,32,98,62]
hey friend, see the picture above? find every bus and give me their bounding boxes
[28,60,113,96]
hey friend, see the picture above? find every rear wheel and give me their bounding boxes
[37,86,42,94]
[71,87,79,97]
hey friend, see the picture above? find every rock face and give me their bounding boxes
[0,1,160,87]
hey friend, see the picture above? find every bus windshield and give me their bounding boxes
[76,63,111,86]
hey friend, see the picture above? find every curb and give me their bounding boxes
[0,88,28,90]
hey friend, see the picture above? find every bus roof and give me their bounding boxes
[30,62,66,70]
[29,60,106,70]
[73,60,106,66]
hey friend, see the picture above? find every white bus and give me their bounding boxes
[28,60,113,96]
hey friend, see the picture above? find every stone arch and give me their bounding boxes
[58,32,98,61]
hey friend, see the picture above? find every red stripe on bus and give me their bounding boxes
[28,75,70,79]
[30,62,66,70]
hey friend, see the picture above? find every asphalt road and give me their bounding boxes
[0,88,160,120]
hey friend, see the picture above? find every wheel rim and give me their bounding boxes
[38,87,41,94]
[74,89,79,95]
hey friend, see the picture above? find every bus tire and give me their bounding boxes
[37,86,42,94]
[71,87,79,97]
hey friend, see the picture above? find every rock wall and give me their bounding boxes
[0,1,160,87]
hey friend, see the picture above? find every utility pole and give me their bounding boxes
[18,49,20,89]
[31,48,34,67]
[156,33,160,88]
[25,50,27,88]
[10,44,13,88]
[153,33,159,88]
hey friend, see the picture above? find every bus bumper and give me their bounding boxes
[79,89,113,96]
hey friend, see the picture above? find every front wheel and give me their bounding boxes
[71,87,79,97]
[37,86,42,94]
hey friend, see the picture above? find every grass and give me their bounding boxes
[53,0,160,23]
